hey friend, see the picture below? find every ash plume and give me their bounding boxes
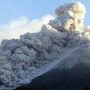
[0,1,90,89]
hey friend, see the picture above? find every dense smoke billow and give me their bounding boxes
[0,1,90,89]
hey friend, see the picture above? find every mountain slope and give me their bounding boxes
[24,45,90,90]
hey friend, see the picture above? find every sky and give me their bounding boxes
[0,0,89,41]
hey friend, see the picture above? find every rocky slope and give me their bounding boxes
[23,45,90,90]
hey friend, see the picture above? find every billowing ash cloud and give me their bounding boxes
[49,1,86,32]
[0,1,90,89]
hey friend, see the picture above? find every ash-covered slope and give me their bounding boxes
[26,45,90,90]
[0,1,90,90]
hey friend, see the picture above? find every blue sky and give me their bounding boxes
[0,0,89,41]
[0,0,89,25]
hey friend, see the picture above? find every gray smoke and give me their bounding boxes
[0,1,90,89]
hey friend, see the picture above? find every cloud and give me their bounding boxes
[0,15,54,41]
